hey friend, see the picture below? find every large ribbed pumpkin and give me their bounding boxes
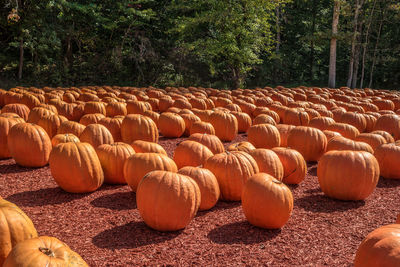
[178,166,220,211]
[80,124,114,148]
[123,153,178,192]
[317,150,379,200]
[7,123,52,167]
[287,126,327,162]
[0,198,38,265]
[355,133,387,152]
[354,224,400,267]
[308,116,335,131]
[158,112,186,138]
[208,111,238,141]
[180,113,200,136]
[173,140,214,169]
[37,114,68,138]
[98,117,123,142]
[204,151,259,201]
[57,121,85,137]
[375,144,400,179]
[188,133,225,154]
[276,124,295,147]
[189,121,215,135]
[136,171,201,231]
[326,123,360,139]
[227,141,256,153]
[326,136,374,153]
[374,114,400,140]
[339,112,367,132]
[272,147,307,185]
[121,114,158,143]
[96,143,135,184]
[49,142,104,193]
[247,123,280,149]
[231,111,252,133]
[248,149,284,180]
[130,140,167,155]
[242,173,293,229]
[51,133,80,147]
[3,236,88,267]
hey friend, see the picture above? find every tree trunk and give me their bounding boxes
[328,0,341,88]
[346,0,363,87]
[276,5,281,53]
[351,22,363,88]
[18,38,24,80]
[310,0,317,81]
[360,0,377,88]
[368,8,385,88]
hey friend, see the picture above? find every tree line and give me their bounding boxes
[0,0,399,89]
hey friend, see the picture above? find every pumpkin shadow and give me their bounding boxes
[0,162,47,174]
[196,201,241,217]
[295,194,365,213]
[92,221,181,249]
[307,165,318,176]
[207,220,281,244]
[376,177,400,188]
[6,187,89,207]
[90,191,137,210]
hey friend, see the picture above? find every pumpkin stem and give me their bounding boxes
[39,247,55,257]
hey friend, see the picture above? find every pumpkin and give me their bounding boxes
[178,166,220,211]
[287,126,327,162]
[98,116,123,142]
[124,153,178,192]
[27,107,55,124]
[37,114,68,138]
[0,198,38,265]
[180,113,201,136]
[276,124,295,147]
[271,147,307,184]
[354,224,400,267]
[323,130,342,142]
[187,133,225,154]
[355,133,387,152]
[283,108,310,126]
[208,111,238,141]
[204,151,259,201]
[57,121,85,137]
[227,141,255,153]
[130,140,167,155]
[7,123,52,167]
[317,150,379,200]
[308,116,335,131]
[189,121,215,135]
[242,173,293,229]
[173,140,214,169]
[121,114,158,143]
[371,130,395,143]
[0,117,22,159]
[79,113,106,126]
[3,236,88,267]
[248,149,284,180]
[80,124,114,148]
[326,136,374,153]
[49,142,104,193]
[1,104,30,121]
[158,112,186,138]
[51,133,80,147]
[95,142,135,184]
[339,112,367,132]
[247,123,280,149]
[231,111,252,133]
[136,170,200,231]
[105,102,127,117]
[374,114,400,140]
[84,101,106,115]
[375,144,400,179]
[326,122,360,139]
[253,114,276,126]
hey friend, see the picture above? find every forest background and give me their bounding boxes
[0,0,399,89]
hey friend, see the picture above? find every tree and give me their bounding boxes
[328,0,341,88]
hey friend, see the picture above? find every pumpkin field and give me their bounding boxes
[0,85,400,266]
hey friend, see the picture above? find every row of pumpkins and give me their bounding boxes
[1,85,400,266]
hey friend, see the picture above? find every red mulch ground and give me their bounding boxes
[1,133,399,266]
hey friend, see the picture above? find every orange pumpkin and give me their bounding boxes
[178,166,220,211]
[326,122,360,139]
[227,141,255,153]
[323,130,342,142]
[51,133,80,147]
[95,142,135,184]
[0,117,22,159]
[339,112,367,132]
[123,153,178,192]
[308,116,335,131]
[0,199,38,265]
[121,114,158,143]
[326,136,374,153]
[204,151,259,201]
[98,117,123,142]
[189,121,215,135]
[3,236,88,267]
[130,140,167,155]
[7,123,52,167]
[1,104,30,120]
[287,126,327,162]
[242,173,293,229]
[374,114,400,140]
[187,133,225,154]
[208,111,238,141]
[27,107,55,124]
[80,124,114,148]
[355,133,387,152]
[37,114,68,138]
[173,140,214,169]
[180,113,201,136]
[371,130,395,143]
[283,108,310,126]
[158,112,186,138]
[375,144,400,179]
[276,124,295,147]
[318,150,379,200]
[231,111,252,133]
[105,102,127,117]
[79,113,106,126]
[247,123,280,149]
[57,121,85,137]
[253,114,276,126]
[84,101,106,115]
[136,171,200,231]
[49,142,104,193]
[271,147,307,185]
[248,149,284,180]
